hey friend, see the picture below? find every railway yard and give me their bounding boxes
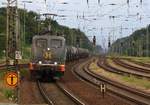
[0,56,150,105]
[0,0,150,105]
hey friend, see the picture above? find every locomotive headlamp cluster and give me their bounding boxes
[47,48,50,51]
[54,62,58,65]
[38,61,42,64]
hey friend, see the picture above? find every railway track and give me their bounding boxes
[112,58,150,74]
[36,81,54,105]
[0,64,28,70]
[0,64,84,105]
[62,58,130,105]
[37,80,85,105]
[97,57,150,79]
[125,59,150,68]
[73,58,150,105]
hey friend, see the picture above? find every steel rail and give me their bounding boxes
[37,80,85,105]
[56,82,86,105]
[113,58,150,73]
[37,81,54,105]
[73,59,150,105]
[97,58,150,79]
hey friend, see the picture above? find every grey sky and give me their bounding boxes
[1,0,150,49]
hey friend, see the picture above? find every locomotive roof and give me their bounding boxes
[33,35,65,40]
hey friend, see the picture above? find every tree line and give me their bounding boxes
[0,7,96,58]
[109,25,150,57]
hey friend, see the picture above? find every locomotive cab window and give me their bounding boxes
[51,39,62,48]
[36,39,47,48]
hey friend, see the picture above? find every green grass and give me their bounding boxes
[0,59,5,64]
[22,46,31,59]
[122,76,150,89]
[0,71,16,101]
[2,89,15,99]
[122,56,150,63]
[19,59,30,64]
[107,56,150,63]
[0,44,31,60]
[90,62,150,90]
[0,71,4,77]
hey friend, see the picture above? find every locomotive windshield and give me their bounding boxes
[51,39,62,48]
[36,39,47,49]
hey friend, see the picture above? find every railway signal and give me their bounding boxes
[98,0,100,4]
[108,37,111,48]
[132,41,135,46]
[87,0,89,5]
[127,0,129,5]
[93,35,96,46]
[140,0,142,5]
[76,36,80,47]
[121,42,123,47]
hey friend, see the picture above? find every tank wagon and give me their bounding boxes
[66,47,89,61]
[29,34,89,80]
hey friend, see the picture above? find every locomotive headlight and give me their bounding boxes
[38,61,42,64]
[47,48,50,51]
[54,62,57,65]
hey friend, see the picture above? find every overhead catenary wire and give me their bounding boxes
[17,0,150,51]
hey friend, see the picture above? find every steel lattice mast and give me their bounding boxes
[6,0,20,64]
[6,1,21,103]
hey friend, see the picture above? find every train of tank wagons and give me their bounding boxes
[29,33,90,80]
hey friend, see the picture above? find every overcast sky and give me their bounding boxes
[1,0,150,49]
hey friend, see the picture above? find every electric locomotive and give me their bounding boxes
[29,34,66,79]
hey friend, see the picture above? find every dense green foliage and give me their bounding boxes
[49,20,94,49]
[109,25,150,57]
[0,8,95,58]
[0,8,6,57]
